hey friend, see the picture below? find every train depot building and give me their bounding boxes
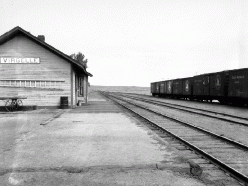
[0,26,92,109]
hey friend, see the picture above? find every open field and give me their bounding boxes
[89,85,150,95]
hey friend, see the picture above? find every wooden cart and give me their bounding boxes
[0,97,27,112]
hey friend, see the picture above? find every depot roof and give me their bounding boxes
[0,26,92,77]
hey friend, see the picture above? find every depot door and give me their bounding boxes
[78,76,84,97]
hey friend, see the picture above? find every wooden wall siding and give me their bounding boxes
[0,87,68,106]
[0,35,72,106]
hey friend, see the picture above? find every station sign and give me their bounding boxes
[0,57,40,64]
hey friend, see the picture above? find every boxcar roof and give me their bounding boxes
[0,26,92,77]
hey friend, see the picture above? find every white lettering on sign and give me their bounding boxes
[0,57,40,64]
[232,75,245,80]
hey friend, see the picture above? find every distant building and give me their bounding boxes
[0,26,92,109]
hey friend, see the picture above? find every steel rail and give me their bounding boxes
[102,92,248,185]
[114,93,248,127]
[118,92,248,121]
[109,93,248,150]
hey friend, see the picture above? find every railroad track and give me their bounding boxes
[102,92,248,185]
[112,92,248,127]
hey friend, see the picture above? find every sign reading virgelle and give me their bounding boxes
[0,57,40,64]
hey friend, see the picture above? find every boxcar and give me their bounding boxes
[182,77,193,100]
[209,71,229,103]
[151,82,156,96]
[155,82,160,95]
[193,74,210,100]
[166,80,173,97]
[193,75,203,97]
[159,81,166,96]
[151,67,248,106]
[202,75,210,97]
[172,78,183,98]
[164,81,167,95]
[228,68,248,104]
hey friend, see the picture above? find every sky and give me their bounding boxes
[0,0,247,86]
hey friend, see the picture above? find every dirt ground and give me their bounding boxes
[0,92,240,185]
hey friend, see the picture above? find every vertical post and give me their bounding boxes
[70,64,74,108]
[85,75,88,103]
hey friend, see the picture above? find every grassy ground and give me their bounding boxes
[89,85,151,95]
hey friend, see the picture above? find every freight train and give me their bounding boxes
[151,68,248,106]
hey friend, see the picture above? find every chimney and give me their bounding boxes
[37,35,45,42]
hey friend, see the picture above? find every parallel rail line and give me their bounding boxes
[114,92,248,127]
[102,92,248,185]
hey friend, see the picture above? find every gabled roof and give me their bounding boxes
[0,26,92,77]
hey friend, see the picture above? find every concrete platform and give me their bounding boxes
[0,92,208,185]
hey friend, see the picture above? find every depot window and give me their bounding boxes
[0,80,64,89]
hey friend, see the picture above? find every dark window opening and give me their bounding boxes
[78,77,84,97]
